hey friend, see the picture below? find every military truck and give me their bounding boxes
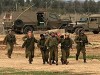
[12,11,71,34]
[66,14,100,34]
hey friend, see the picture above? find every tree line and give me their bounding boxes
[0,0,100,14]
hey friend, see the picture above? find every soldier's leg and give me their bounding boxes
[66,50,70,65]
[82,47,86,63]
[29,50,33,64]
[62,49,66,64]
[49,47,53,65]
[31,49,34,58]
[7,43,12,58]
[52,50,55,64]
[10,45,14,56]
[76,46,81,60]
[41,50,45,64]
[45,50,49,63]
[66,49,70,58]
[61,49,64,64]
[25,48,28,58]
[54,47,58,65]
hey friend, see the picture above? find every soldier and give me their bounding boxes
[22,31,33,58]
[60,35,64,64]
[3,29,16,58]
[61,34,73,65]
[75,31,88,63]
[45,32,59,65]
[38,34,49,64]
[22,31,37,64]
[51,32,60,64]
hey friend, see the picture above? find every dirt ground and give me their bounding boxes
[0,32,100,75]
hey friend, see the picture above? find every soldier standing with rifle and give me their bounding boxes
[3,29,16,58]
[38,34,49,64]
[22,31,37,64]
[75,31,88,63]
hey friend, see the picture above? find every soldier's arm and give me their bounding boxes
[86,35,89,43]
[3,35,8,45]
[84,35,89,44]
[45,38,50,47]
[37,40,41,48]
[69,38,74,48]
[14,35,17,44]
[74,36,79,44]
[22,40,27,48]
[34,38,38,43]
[22,35,27,41]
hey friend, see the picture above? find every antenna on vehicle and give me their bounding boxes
[16,4,35,20]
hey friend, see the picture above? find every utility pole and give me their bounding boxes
[74,1,77,22]
[58,0,60,15]
[87,0,89,14]
[45,2,48,26]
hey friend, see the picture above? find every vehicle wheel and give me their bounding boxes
[14,19,24,27]
[93,31,99,34]
[23,26,34,34]
[75,28,84,34]
[67,30,74,33]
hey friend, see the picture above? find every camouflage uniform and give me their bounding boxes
[22,35,29,58]
[45,36,59,65]
[38,36,49,64]
[75,33,88,63]
[22,37,37,64]
[61,37,73,65]
[3,33,16,58]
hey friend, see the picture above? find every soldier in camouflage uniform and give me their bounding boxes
[38,34,49,64]
[45,32,59,65]
[75,31,88,63]
[60,34,73,65]
[60,35,64,64]
[22,31,33,58]
[3,30,16,58]
[22,31,37,64]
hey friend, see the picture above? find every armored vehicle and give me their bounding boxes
[67,14,100,34]
[12,11,71,33]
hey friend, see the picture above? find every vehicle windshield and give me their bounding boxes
[79,17,88,22]
[49,13,59,20]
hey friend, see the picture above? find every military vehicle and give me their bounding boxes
[66,14,100,34]
[11,11,71,34]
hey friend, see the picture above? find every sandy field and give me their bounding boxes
[0,32,100,74]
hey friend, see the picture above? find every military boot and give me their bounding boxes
[29,57,33,64]
[84,59,87,63]
[25,54,28,58]
[76,54,79,61]
[46,60,49,64]
[8,54,11,59]
[61,58,64,65]
[49,60,52,65]
[29,59,32,64]
[52,60,56,64]
[43,59,45,64]
[66,60,69,65]
[56,61,58,65]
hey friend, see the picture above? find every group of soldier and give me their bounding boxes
[3,29,88,65]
